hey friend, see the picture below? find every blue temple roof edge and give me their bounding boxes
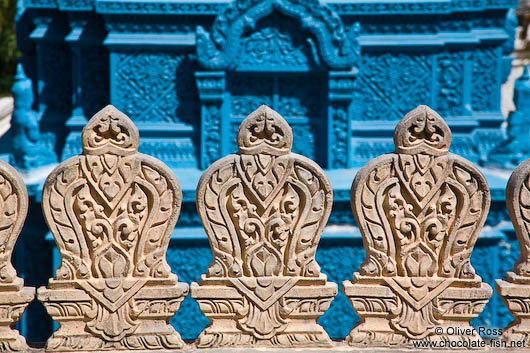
[20,0,514,13]
[100,32,509,49]
[357,30,508,48]
[89,0,517,15]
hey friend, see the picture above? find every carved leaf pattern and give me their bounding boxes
[351,105,490,340]
[48,163,88,280]
[350,105,490,342]
[356,107,487,279]
[0,162,27,285]
[46,157,176,281]
[201,155,329,278]
[196,105,333,341]
[41,106,183,344]
[508,163,530,276]
[200,107,331,279]
[45,107,179,282]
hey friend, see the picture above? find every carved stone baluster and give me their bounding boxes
[37,105,189,351]
[0,161,34,351]
[344,105,492,348]
[496,152,530,346]
[191,105,337,347]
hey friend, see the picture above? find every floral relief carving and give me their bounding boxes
[472,46,498,112]
[114,52,198,123]
[238,13,311,69]
[196,0,359,70]
[191,105,337,347]
[0,160,34,352]
[353,53,433,122]
[37,105,188,351]
[344,105,492,347]
[435,51,464,117]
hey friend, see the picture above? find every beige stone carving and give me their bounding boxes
[343,105,492,348]
[496,156,530,346]
[0,160,34,351]
[37,105,188,351]
[191,105,337,348]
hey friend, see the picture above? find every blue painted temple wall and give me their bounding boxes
[8,0,520,342]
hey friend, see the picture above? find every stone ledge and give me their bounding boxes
[22,340,524,352]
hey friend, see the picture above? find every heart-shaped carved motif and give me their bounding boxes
[81,156,139,210]
[396,155,449,209]
[236,156,292,211]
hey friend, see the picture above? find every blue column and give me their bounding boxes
[195,71,227,169]
[328,70,356,168]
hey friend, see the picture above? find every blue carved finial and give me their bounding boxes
[11,63,33,111]
[487,65,530,168]
[10,61,57,172]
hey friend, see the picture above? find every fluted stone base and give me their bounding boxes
[496,274,530,347]
[38,281,188,351]
[0,287,34,352]
[343,277,492,349]
[191,277,337,348]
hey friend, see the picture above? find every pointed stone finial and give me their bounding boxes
[191,105,337,347]
[236,105,292,155]
[37,105,188,351]
[344,105,491,348]
[81,105,140,155]
[0,160,34,351]
[394,105,451,155]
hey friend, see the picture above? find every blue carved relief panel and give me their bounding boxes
[354,52,434,122]
[113,51,199,124]
[235,12,319,71]
[472,46,501,112]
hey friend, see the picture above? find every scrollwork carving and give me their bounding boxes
[344,105,492,348]
[507,166,530,276]
[192,105,337,347]
[37,105,189,351]
[196,0,360,70]
[0,160,34,352]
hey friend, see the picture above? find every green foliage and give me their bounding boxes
[0,0,18,97]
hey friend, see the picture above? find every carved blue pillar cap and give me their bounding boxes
[11,63,33,110]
